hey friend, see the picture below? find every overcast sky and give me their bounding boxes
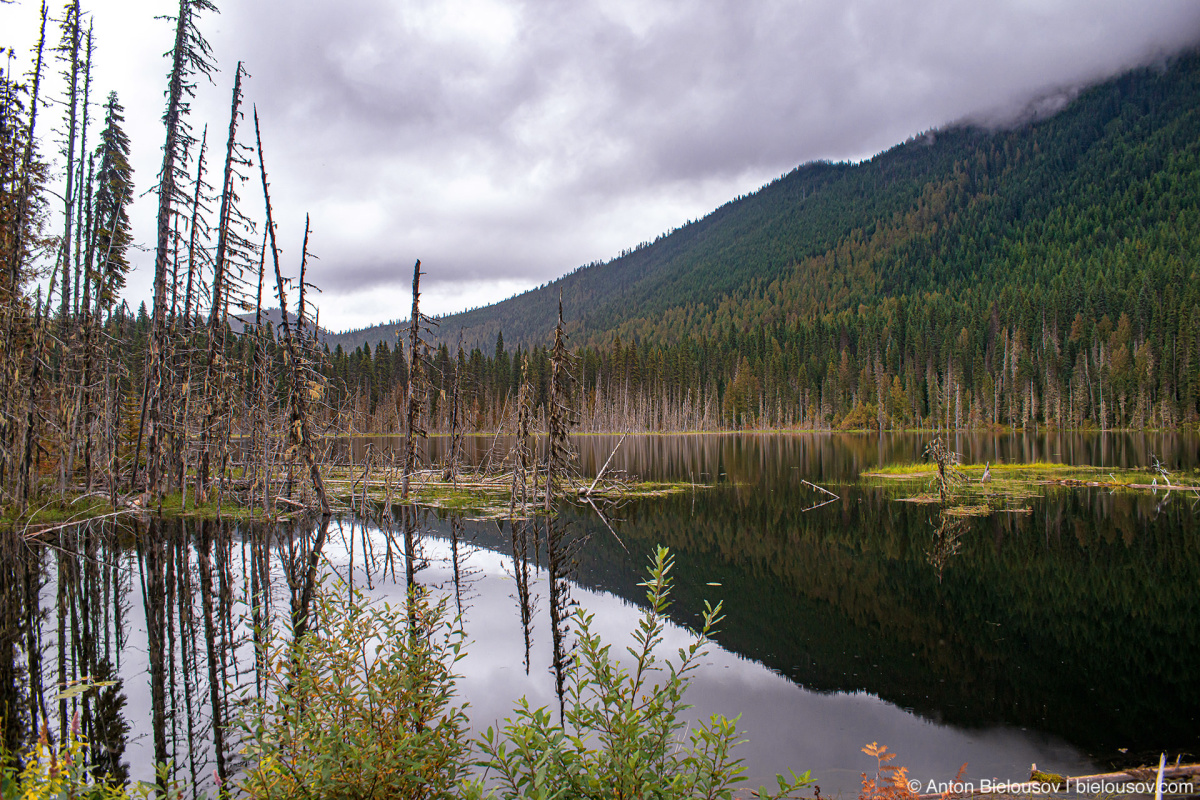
[3,0,1200,332]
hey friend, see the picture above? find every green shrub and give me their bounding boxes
[1,726,144,799]
[239,548,811,800]
[238,582,472,799]
[467,545,812,800]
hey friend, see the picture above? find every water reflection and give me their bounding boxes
[341,430,1200,485]
[551,483,1200,767]
[4,432,1198,795]
[927,512,969,583]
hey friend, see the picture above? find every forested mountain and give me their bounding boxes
[226,306,330,340]
[331,50,1200,432]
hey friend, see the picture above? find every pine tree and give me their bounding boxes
[91,91,133,308]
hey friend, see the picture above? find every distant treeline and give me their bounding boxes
[314,293,1199,433]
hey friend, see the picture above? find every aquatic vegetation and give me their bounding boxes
[860,459,1194,517]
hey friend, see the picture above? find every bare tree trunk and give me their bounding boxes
[141,0,215,499]
[400,260,436,499]
[198,64,247,501]
[509,354,534,515]
[544,292,576,514]
[442,335,465,486]
[58,0,82,322]
[251,231,271,516]
[256,108,328,514]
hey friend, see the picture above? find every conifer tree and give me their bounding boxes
[91,91,133,308]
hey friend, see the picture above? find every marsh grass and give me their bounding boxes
[862,461,1172,517]
[0,493,115,529]
[865,461,1148,484]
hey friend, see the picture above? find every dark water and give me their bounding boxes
[4,432,1198,795]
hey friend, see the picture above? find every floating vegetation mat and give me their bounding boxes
[943,503,994,517]
[323,468,701,519]
[859,461,1200,517]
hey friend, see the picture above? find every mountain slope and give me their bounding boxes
[323,51,1200,433]
[395,50,1200,353]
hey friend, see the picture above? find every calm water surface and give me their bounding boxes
[6,432,1198,795]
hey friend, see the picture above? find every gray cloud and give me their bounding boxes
[4,0,1200,330]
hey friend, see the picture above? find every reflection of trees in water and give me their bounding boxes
[3,510,525,791]
[283,515,330,644]
[195,519,230,786]
[447,515,477,618]
[546,516,577,718]
[1,514,345,793]
[926,512,968,583]
[554,484,1200,758]
[137,520,168,774]
[0,519,132,783]
[352,503,483,634]
[12,441,1194,783]
[502,506,583,715]
[171,519,201,792]
[567,431,1200,486]
[508,518,536,674]
[0,520,31,757]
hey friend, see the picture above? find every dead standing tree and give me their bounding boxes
[544,292,577,515]
[247,230,272,516]
[50,7,96,499]
[172,126,209,508]
[543,295,581,719]
[441,334,466,486]
[54,0,83,322]
[400,259,437,500]
[508,353,535,516]
[139,0,217,498]
[924,435,963,505]
[255,108,328,515]
[196,61,254,505]
[923,435,967,581]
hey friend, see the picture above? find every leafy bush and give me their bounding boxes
[239,548,811,799]
[239,582,472,799]
[1,724,142,799]
[467,545,812,800]
[858,743,965,800]
[858,742,917,800]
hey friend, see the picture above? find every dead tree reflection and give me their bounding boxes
[248,514,273,702]
[284,514,330,645]
[0,517,28,758]
[545,517,578,720]
[927,512,969,584]
[134,518,168,777]
[173,519,201,795]
[508,517,536,675]
[447,515,478,620]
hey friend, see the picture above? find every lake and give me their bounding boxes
[5,431,1198,795]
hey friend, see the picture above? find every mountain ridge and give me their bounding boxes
[327,48,1200,359]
